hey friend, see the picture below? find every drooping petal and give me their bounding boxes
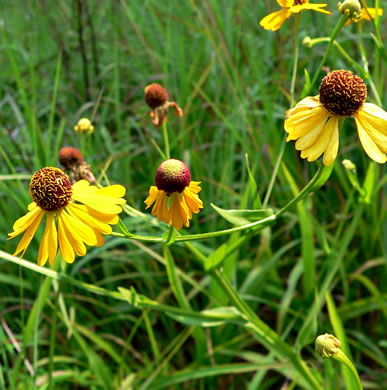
[323,119,339,166]
[9,206,43,236]
[289,3,330,15]
[354,109,387,163]
[285,101,329,141]
[37,213,56,267]
[300,115,339,165]
[260,9,291,31]
[13,209,45,259]
[46,213,58,266]
[57,210,75,263]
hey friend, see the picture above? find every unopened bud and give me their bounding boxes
[342,159,356,171]
[315,333,341,358]
[337,0,362,22]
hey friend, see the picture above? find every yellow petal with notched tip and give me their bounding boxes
[260,9,290,31]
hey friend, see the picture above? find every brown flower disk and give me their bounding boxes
[145,83,169,109]
[30,167,72,211]
[59,147,84,169]
[319,70,367,116]
[155,159,191,194]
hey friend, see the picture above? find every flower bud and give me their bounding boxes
[337,0,362,22]
[315,333,341,358]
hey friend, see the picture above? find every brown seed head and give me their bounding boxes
[30,167,72,211]
[155,159,191,194]
[59,147,84,169]
[145,83,169,109]
[319,70,367,116]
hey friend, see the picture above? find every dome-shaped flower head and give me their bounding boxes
[8,167,126,266]
[144,159,203,230]
[260,0,331,32]
[74,118,94,134]
[144,83,183,127]
[285,70,387,166]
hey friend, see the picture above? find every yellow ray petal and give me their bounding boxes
[96,184,126,198]
[10,206,43,236]
[67,203,112,235]
[294,118,327,150]
[260,9,290,31]
[37,213,56,267]
[13,209,45,259]
[354,115,387,163]
[73,192,125,214]
[61,209,98,247]
[47,214,58,266]
[301,116,338,162]
[57,211,75,263]
[290,3,330,15]
[323,120,339,166]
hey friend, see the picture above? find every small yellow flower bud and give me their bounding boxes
[74,118,94,134]
[337,0,362,22]
[302,36,313,48]
[315,333,341,358]
[342,159,356,171]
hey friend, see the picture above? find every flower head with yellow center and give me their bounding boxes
[260,0,331,31]
[144,159,203,230]
[74,118,94,134]
[285,70,387,166]
[8,167,126,266]
[144,83,183,127]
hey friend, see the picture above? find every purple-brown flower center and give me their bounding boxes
[155,159,191,194]
[30,167,72,211]
[145,83,169,109]
[319,70,367,116]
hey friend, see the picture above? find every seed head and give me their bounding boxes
[59,147,84,169]
[30,167,72,211]
[145,83,169,109]
[315,333,342,358]
[319,70,367,116]
[155,159,191,194]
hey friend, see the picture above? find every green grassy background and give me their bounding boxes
[0,0,386,389]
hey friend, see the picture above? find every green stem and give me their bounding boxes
[211,269,323,390]
[48,284,60,389]
[162,121,170,159]
[303,15,348,98]
[262,14,300,208]
[333,350,363,390]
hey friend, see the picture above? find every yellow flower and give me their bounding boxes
[260,0,331,31]
[144,159,203,230]
[8,167,126,266]
[144,83,183,127]
[74,118,94,134]
[285,70,387,166]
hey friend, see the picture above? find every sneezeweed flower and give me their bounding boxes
[144,159,203,230]
[59,146,97,184]
[285,70,387,166]
[259,0,331,31]
[74,117,94,134]
[315,333,341,358]
[144,83,183,127]
[8,167,126,266]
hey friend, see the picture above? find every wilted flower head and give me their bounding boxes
[260,0,331,32]
[144,159,203,230]
[8,167,126,266]
[74,118,94,134]
[285,70,387,166]
[144,83,183,127]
